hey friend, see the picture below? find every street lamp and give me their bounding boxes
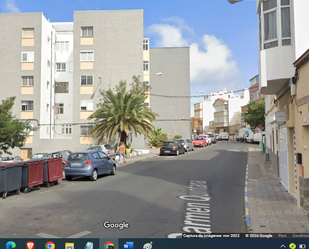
[90,76,102,99]
[228,0,242,3]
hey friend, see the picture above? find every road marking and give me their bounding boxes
[37,230,91,238]
[37,233,60,238]
[38,190,53,194]
[67,230,91,238]
[64,183,75,187]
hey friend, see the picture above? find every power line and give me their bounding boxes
[150,88,246,98]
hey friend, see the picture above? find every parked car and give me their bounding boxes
[30,153,50,160]
[160,141,186,156]
[218,132,229,141]
[175,139,194,152]
[0,156,23,163]
[64,150,116,181]
[215,134,219,140]
[47,150,72,170]
[87,144,116,160]
[236,128,251,142]
[193,137,207,147]
[207,133,217,144]
[196,135,211,145]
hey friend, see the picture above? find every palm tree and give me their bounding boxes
[88,77,158,147]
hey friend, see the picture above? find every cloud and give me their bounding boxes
[147,23,188,47]
[5,0,21,13]
[190,35,240,84]
[146,17,241,92]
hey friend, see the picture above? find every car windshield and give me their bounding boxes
[162,142,175,146]
[68,153,90,161]
[1,157,14,161]
[105,144,112,150]
[194,137,203,140]
[176,140,185,143]
[208,134,214,137]
[31,154,45,159]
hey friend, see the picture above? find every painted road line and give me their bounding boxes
[37,231,92,238]
[37,233,60,238]
[67,230,91,238]
[38,190,53,195]
[244,163,251,227]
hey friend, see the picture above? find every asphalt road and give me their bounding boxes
[0,141,259,238]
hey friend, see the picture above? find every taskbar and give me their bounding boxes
[3,234,309,249]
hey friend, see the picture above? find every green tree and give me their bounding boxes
[88,76,158,146]
[244,100,265,131]
[0,97,33,155]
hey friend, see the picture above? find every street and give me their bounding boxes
[0,142,258,238]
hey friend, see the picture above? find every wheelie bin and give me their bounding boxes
[43,157,63,187]
[21,160,43,193]
[0,162,23,199]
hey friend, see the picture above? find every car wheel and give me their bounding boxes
[110,165,116,175]
[192,147,194,151]
[185,148,189,152]
[90,169,98,181]
[66,176,73,181]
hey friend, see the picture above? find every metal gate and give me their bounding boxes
[279,125,289,191]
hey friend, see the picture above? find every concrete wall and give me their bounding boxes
[150,47,191,139]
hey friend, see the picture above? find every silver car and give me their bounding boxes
[207,133,217,144]
[87,144,116,160]
[175,139,194,152]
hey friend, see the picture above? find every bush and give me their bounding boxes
[150,135,168,147]
[174,135,182,140]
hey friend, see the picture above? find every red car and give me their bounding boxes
[193,137,207,147]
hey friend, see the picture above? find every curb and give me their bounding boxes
[244,163,252,230]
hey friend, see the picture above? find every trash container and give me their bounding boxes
[0,163,23,199]
[43,157,63,187]
[21,160,43,193]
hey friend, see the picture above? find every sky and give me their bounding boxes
[1,0,259,113]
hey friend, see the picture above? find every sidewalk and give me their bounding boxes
[115,148,160,167]
[246,147,309,233]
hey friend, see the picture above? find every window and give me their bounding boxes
[55,41,69,52]
[264,11,277,41]
[143,61,149,71]
[55,82,69,93]
[80,100,93,111]
[143,39,149,51]
[143,81,150,92]
[22,76,34,86]
[281,0,291,46]
[22,28,34,38]
[21,52,34,62]
[80,125,93,136]
[80,51,94,62]
[55,103,64,114]
[81,75,93,85]
[81,27,93,37]
[56,63,66,72]
[21,101,33,111]
[62,125,72,135]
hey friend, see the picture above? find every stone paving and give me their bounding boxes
[247,148,309,233]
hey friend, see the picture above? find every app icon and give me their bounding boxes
[27,241,35,249]
[85,242,94,249]
[45,241,55,249]
[104,241,114,249]
[143,242,152,249]
[289,243,296,249]
[124,242,134,249]
[6,241,16,249]
[65,242,74,249]
[299,245,306,249]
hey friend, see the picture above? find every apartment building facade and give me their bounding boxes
[193,102,203,135]
[257,0,309,208]
[0,10,190,158]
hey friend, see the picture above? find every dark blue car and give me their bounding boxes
[64,150,116,181]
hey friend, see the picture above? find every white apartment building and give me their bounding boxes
[202,88,249,133]
[0,11,190,159]
[257,0,309,207]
